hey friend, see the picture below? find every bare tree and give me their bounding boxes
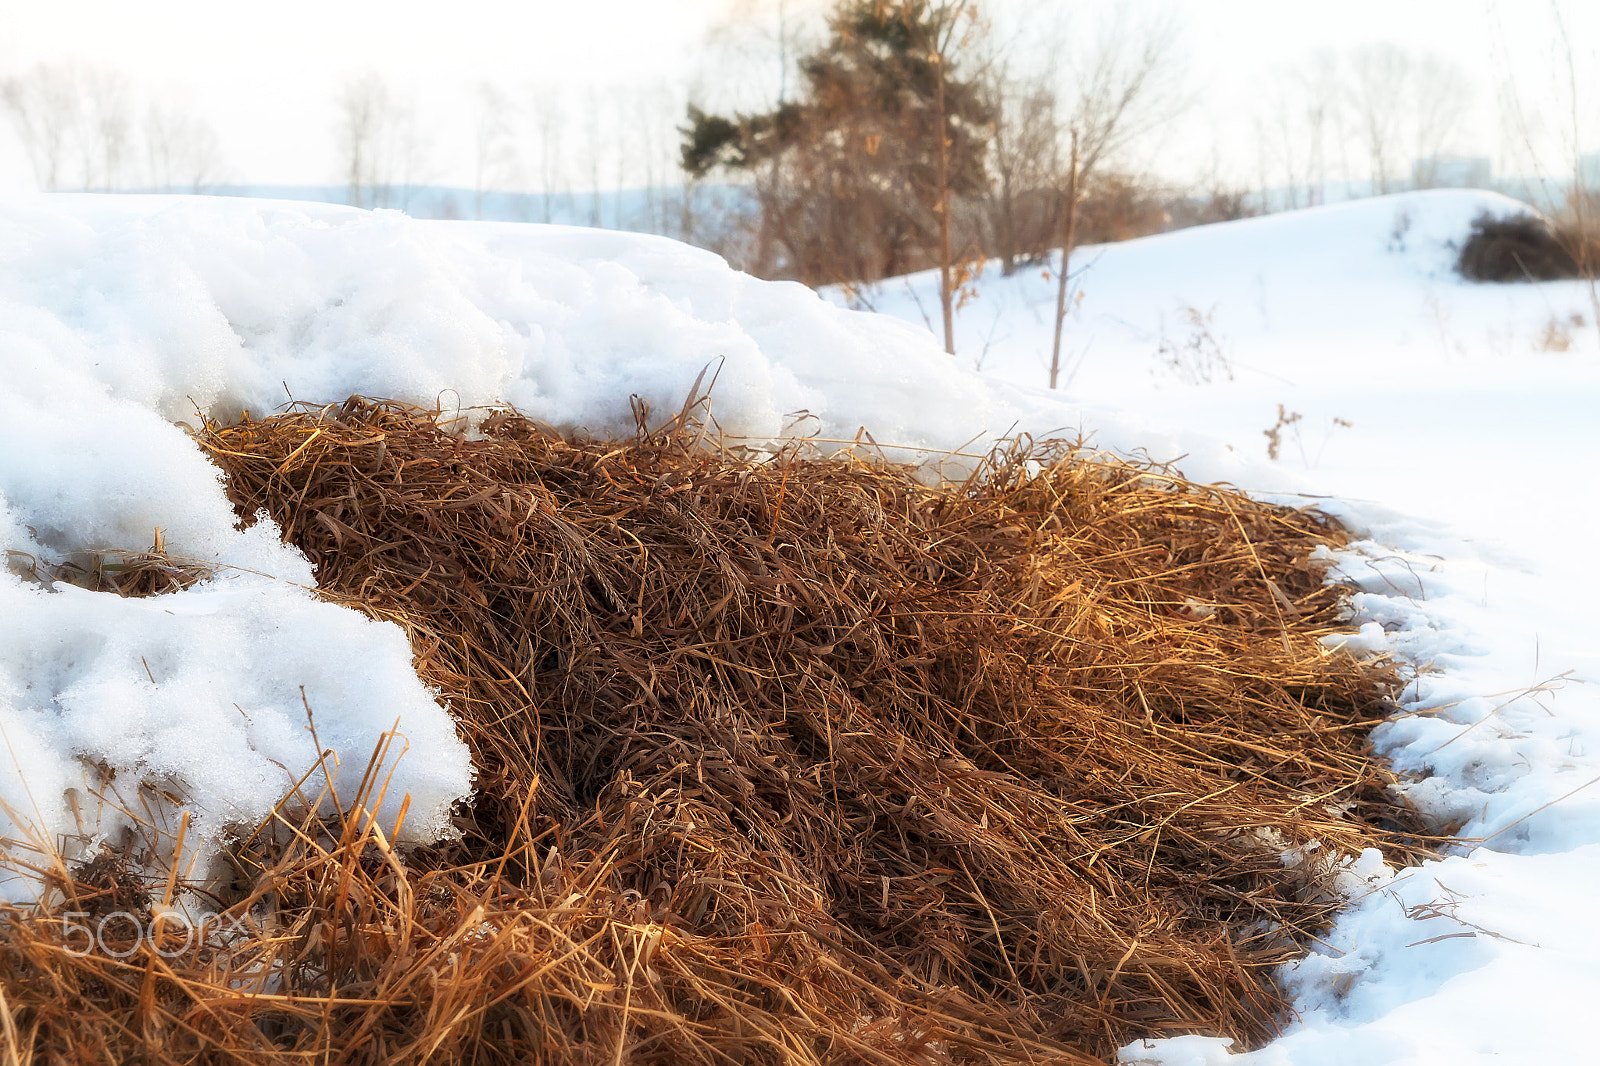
[1257,103,1309,210]
[698,0,813,113]
[1049,131,1079,389]
[1408,55,1474,187]
[611,88,630,230]
[977,59,1061,273]
[1251,44,1474,202]
[5,65,219,193]
[473,82,517,220]
[634,83,673,234]
[335,73,431,210]
[1064,8,1187,180]
[77,70,134,191]
[1019,9,1184,387]
[524,82,566,223]
[1493,1,1600,338]
[5,64,229,194]
[1,65,80,191]
[1257,51,1345,209]
[1294,50,1346,204]
[679,0,825,259]
[1348,44,1413,194]
[581,87,605,227]
[976,5,1186,275]
[917,0,985,355]
[388,106,431,211]
[144,99,226,192]
[337,73,386,208]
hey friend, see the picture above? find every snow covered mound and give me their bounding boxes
[0,191,1117,899]
[0,193,1076,451]
[1,182,1598,1063]
[4,192,1531,900]
[846,189,1558,391]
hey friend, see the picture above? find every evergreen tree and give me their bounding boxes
[683,0,989,292]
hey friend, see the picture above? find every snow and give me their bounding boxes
[1,187,1597,1062]
[1,194,1102,454]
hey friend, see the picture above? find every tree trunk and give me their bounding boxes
[934,54,956,356]
[1049,131,1081,390]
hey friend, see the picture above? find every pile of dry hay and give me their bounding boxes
[0,398,1429,1064]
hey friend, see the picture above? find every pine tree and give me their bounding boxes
[683,0,989,306]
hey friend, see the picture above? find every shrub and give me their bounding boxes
[1457,210,1587,282]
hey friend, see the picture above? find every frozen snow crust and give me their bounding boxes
[2,188,1596,1062]
[0,193,1088,449]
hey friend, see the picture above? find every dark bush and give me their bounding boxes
[1457,211,1586,282]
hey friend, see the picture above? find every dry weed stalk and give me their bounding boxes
[1,398,1429,1063]
[5,528,211,597]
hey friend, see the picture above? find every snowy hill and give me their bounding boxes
[2,189,1598,1063]
[848,189,1600,561]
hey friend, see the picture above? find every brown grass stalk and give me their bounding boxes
[0,397,1430,1064]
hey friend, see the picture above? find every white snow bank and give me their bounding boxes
[0,239,477,896]
[1125,844,1600,1066]
[0,194,1104,455]
[841,189,1564,391]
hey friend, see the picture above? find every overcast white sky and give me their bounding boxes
[0,0,1594,195]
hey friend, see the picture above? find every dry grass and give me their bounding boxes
[5,529,211,597]
[0,397,1429,1064]
[1457,210,1600,282]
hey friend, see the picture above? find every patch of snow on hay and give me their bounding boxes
[2,194,1108,455]
[0,295,474,895]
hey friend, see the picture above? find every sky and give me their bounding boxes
[1173,0,1598,182]
[0,0,737,191]
[0,0,1595,196]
